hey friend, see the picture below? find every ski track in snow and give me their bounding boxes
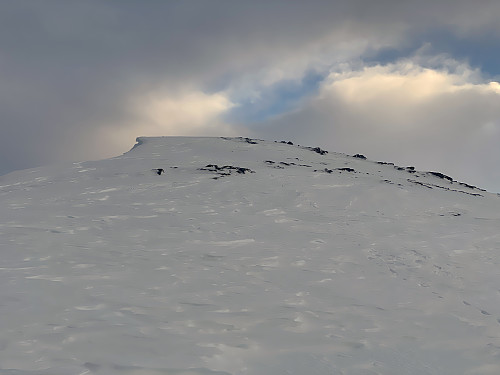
[1,136,500,374]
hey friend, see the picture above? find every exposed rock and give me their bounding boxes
[243,137,258,144]
[153,168,164,175]
[224,136,259,144]
[304,146,328,155]
[337,168,355,172]
[352,154,367,159]
[199,164,255,177]
[408,179,483,196]
[458,182,486,191]
[427,171,453,182]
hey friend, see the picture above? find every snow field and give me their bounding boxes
[1,137,500,374]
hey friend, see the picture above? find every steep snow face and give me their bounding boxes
[1,137,500,375]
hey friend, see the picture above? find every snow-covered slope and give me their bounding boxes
[1,136,500,375]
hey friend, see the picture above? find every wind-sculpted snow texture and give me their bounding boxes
[1,137,500,375]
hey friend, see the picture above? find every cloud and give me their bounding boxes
[258,60,500,191]
[136,90,236,135]
[1,0,500,187]
[62,90,242,163]
[99,90,241,156]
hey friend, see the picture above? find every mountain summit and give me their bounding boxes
[2,136,500,375]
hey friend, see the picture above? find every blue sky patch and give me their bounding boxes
[225,69,325,124]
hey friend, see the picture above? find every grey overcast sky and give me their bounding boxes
[1,1,500,191]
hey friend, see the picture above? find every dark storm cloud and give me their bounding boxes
[0,0,499,178]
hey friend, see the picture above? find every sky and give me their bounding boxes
[1,0,500,191]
